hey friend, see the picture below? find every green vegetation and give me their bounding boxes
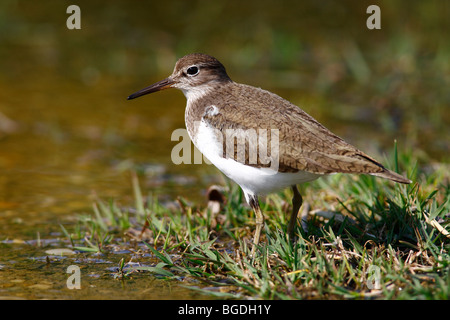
[0,1,447,300]
[63,148,450,299]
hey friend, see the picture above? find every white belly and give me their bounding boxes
[190,117,321,199]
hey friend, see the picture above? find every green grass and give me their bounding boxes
[63,150,450,299]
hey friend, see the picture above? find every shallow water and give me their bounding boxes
[0,74,223,299]
[0,238,213,300]
[0,1,448,299]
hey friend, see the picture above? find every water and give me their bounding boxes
[0,1,448,299]
[0,239,212,299]
[0,74,221,299]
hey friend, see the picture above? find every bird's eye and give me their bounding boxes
[186,66,199,76]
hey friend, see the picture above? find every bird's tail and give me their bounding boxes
[369,169,411,184]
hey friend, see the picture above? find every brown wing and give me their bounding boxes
[201,83,410,184]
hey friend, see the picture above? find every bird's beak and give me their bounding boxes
[127,77,175,100]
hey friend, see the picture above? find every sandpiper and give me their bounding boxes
[128,53,411,254]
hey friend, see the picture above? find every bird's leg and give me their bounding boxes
[288,185,303,241]
[248,194,264,256]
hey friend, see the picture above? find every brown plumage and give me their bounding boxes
[128,53,411,255]
[198,82,410,183]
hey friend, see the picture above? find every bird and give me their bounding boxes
[128,53,411,255]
